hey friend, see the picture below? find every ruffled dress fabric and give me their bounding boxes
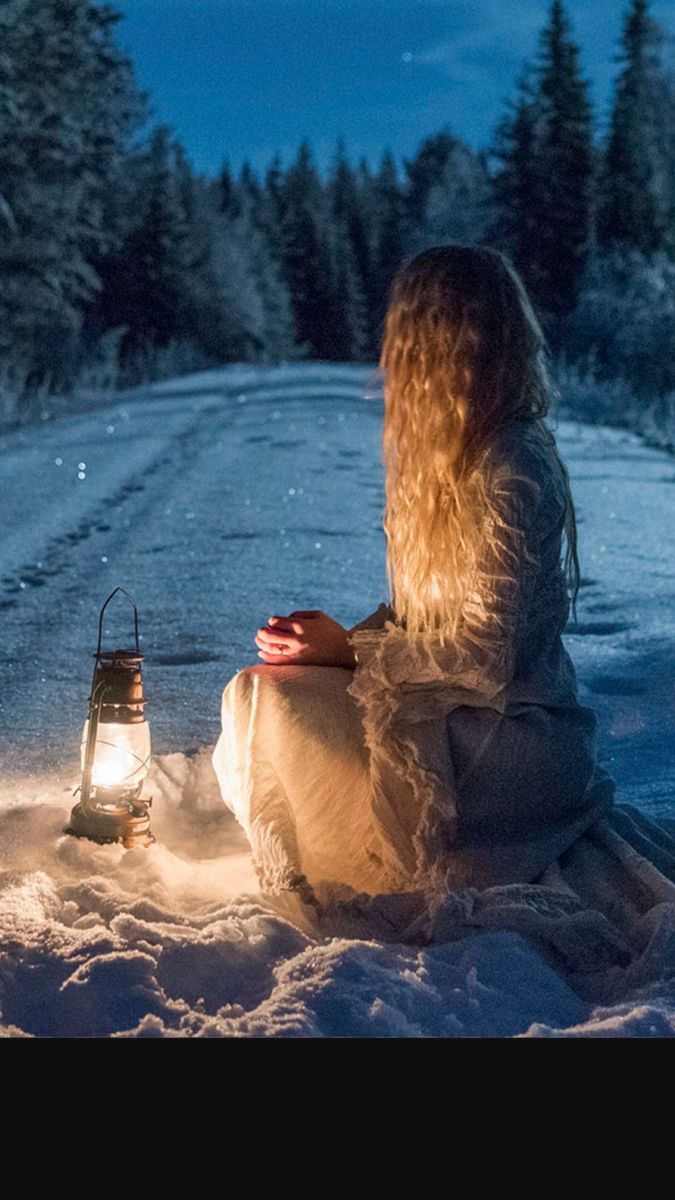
[211,418,675,1002]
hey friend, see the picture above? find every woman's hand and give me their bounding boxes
[255,610,357,668]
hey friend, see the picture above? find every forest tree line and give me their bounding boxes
[1,0,674,429]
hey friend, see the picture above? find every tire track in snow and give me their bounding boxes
[0,365,377,779]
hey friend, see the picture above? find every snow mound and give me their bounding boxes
[1,750,674,1038]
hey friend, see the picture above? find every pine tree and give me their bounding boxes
[326,141,370,360]
[484,63,544,287]
[597,0,672,253]
[172,147,260,361]
[278,140,335,359]
[232,160,297,361]
[239,161,264,213]
[352,154,383,355]
[207,197,295,363]
[413,139,493,252]
[656,43,675,256]
[263,152,285,232]
[487,2,594,337]
[403,130,458,232]
[533,0,595,325]
[329,224,370,360]
[370,149,406,349]
[174,144,212,276]
[216,158,242,218]
[91,125,192,359]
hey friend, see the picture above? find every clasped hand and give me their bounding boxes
[255,609,357,668]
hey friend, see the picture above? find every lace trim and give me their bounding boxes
[346,622,471,897]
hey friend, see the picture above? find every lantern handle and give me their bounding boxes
[96,587,141,657]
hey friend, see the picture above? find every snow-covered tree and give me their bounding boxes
[562,245,675,400]
[404,128,492,255]
[0,0,147,391]
[229,162,298,361]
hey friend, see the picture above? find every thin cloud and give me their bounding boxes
[414,1,548,84]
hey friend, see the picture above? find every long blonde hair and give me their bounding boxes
[375,243,580,642]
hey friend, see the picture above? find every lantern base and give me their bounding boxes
[65,800,155,849]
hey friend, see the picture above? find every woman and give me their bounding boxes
[212,244,675,969]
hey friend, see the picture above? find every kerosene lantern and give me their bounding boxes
[66,586,154,848]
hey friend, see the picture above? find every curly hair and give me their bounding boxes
[371,243,580,642]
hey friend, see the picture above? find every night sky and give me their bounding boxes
[113,0,675,179]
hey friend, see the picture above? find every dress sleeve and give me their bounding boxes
[348,602,396,634]
[346,451,545,708]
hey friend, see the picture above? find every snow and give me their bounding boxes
[1,362,674,1038]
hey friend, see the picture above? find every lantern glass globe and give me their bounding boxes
[80,718,151,792]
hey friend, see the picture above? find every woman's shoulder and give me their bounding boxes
[479,417,559,488]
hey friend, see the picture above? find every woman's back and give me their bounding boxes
[348,416,584,720]
[466,415,582,715]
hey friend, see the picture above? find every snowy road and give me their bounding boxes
[0,363,390,784]
[1,362,675,1037]
[2,361,674,817]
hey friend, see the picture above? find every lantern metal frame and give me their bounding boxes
[66,587,155,848]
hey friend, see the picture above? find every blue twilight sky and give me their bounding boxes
[113,0,675,180]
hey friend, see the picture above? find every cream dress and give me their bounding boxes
[212,418,675,995]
